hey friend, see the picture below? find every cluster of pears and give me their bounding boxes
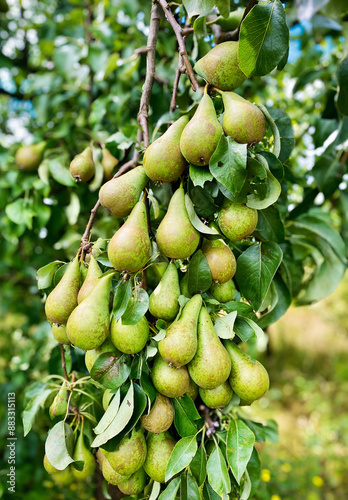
[69,145,119,182]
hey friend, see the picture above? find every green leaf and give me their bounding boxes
[6,199,36,229]
[90,352,131,391]
[239,317,265,340]
[254,205,285,243]
[187,250,212,295]
[239,0,289,77]
[207,446,231,497]
[172,395,200,437]
[190,444,207,486]
[187,473,201,500]
[226,419,255,484]
[149,481,161,500]
[183,0,214,19]
[113,280,132,321]
[189,164,213,187]
[37,261,64,290]
[214,312,237,339]
[158,476,181,500]
[258,274,291,328]
[268,108,295,163]
[121,287,149,325]
[203,483,222,500]
[165,435,198,482]
[49,157,75,186]
[94,389,120,434]
[66,192,80,225]
[246,155,281,209]
[45,421,74,470]
[337,56,348,116]
[23,388,52,436]
[240,470,252,500]
[185,194,219,235]
[216,0,230,18]
[247,447,261,497]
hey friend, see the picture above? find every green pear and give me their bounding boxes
[143,115,189,182]
[70,146,95,182]
[49,382,68,419]
[97,449,130,485]
[51,468,74,485]
[110,316,149,354]
[224,340,270,405]
[202,239,236,284]
[45,256,80,324]
[218,200,258,241]
[141,393,174,433]
[15,141,46,171]
[43,454,59,474]
[143,432,176,483]
[158,294,202,367]
[72,428,95,480]
[188,307,231,389]
[99,166,148,218]
[180,273,192,298]
[180,91,222,166]
[209,9,244,30]
[85,336,118,373]
[108,200,151,273]
[101,428,146,476]
[194,41,247,91]
[51,323,70,344]
[151,353,190,398]
[199,381,233,409]
[221,92,266,144]
[101,148,119,180]
[118,467,147,495]
[210,280,236,303]
[78,254,103,303]
[102,389,114,411]
[156,187,200,260]
[186,378,199,400]
[66,272,114,350]
[149,262,180,321]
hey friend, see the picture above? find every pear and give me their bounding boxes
[101,147,119,180]
[15,141,46,171]
[143,115,189,183]
[108,200,151,273]
[221,92,266,144]
[202,239,236,284]
[194,41,247,91]
[149,262,180,321]
[224,340,270,405]
[218,200,258,241]
[110,316,149,354]
[156,187,199,260]
[85,336,118,373]
[188,307,231,389]
[199,381,233,409]
[72,428,96,480]
[209,9,245,30]
[186,378,199,400]
[51,468,74,485]
[101,428,146,476]
[210,280,236,303]
[180,91,222,166]
[99,166,148,218]
[98,450,130,485]
[70,146,95,182]
[78,254,103,303]
[158,294,202,367]
[49,382,68,419]
[43,454,59,474]
[151,353,190,398]
[52,323,70,344]
[66,272,114,350]
[180,273,192,298]
[143,432,176,483]
[118,467,147,495]
[45,255,80,324]
[141,393,174,433]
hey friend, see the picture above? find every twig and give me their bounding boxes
[211,0,258,43]
[60,344,69,381]
[200,405,219,437]
[170,17,191,112]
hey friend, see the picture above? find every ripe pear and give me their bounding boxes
[101,148,119,180]
[218,200,258,241]
[78,254,103,303]
[72,428,95,480]
[194,41,247,91]
[85,336,118,373]
[97,450,130,485]
[221,92,266,144]
[99,166,148,218]
[149,263,180,321]
[224,340,270,405]
[202,239,236,284]
[156,187,199,260]
[180,91,222,166]
[141,393,174,433]
[43,454,59,474]
[45,256,80,324]
[108,201,151,273]
[101,428,146,476]
[49,382,68,419]
[180,273,192,298]
[52,323,70,344]
[118,467,147,495]
[110,316,149,354]
[158,294,202,367]
[151,353,190,398]
[186,378,199,400]
[143,115,189,183]
[210,280,236,303]
[15,141,46,171]
[70,146,95,182]
[188,307,231,389]
[199,381,233,409]
[143,432,176,483]
[66,272,114,350]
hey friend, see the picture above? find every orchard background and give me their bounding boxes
[1,0,348,499]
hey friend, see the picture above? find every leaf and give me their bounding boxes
[337,56,348,116]
[23,388,52,436]
[6,199,36,229]
[90,352,131,390]
[239,0,289,77]
[207,446,231,497]
[239,317,265,340]
[203,483,222,500]
[246,154,281,209]
[268,108,295,163]
[190,444,207,486]
[158,476,181,500]
[94,389,120,434]
[149,481,161,500]
[254,205,285,243]
[37,261,64,290]
[214,311,237,339]
[172,395,200,437]
[240,470,252,500]
[165,435,198,482]
[49,157,75,186]
[45,421,75,470]
[216,0,229,18]
[187,250,212,295]
[247,447,261,498]
[187,474,201,500]
[258,274,291,328]
[113,280,132,321]
[121,287,149,325]
[189,164,213,187]
[183,0,214,19]
[226,419,255,484]
[185,194,219,235]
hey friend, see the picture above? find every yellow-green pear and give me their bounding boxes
[218,200,258,241]
[97,449,130,485]
[149,262,180,321]
[45,256,80,324]
[210,280,236,303]
[70,146,95,182]
[194,41,247,91]
[188,307,231,389]
[221,92,266,144]
[110,316,149,354]
[158,294,202,367]
[108,201,151,273]
[78,254,103,303]
[85,336,118,373]
[186,378,199,400]
[43,454,59,474]
[180,91,222,166]
[202,239,236,284]
[101,147,119,180]
[199,381,233,409]
[143,115,189,182]
[15,141,46,171]
[49,382,68,419]
[101,428,146,476]
[117,467,147,495]
[151,353,190,398]
[180,273,192,298]
[156,187,200,260]
[99,166,148,218]
[141,393,174,433]
[51,323,70,344]
[72,428,95,480]
[143,432,176,483]
[66,272,114,350]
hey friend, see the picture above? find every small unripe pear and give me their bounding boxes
[101,428,146,476]
[72,428,96,480]
[218,200,258,241]
[110,316,149,354]
[70,146,95,182]
[51,323,70,344]
[85,336,118,373]
[202,239,236,284]
[141,393,174,433]
[97,450,130,485]
[117,467,147,495]
[15,141,46,171]
[151,353,190,398]
[199,381,233,409]
[49,382,68,419]
[77,254,102,304]
[149,263,181,321]
[101,148,119,180]
[51,468,74,485]
[143,432,176,483]
[43,454,59,474]
[210,280,236,303]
